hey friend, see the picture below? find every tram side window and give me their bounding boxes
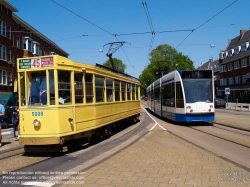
[74,72,83,104]
[135,85,138,100]
[58,70,71,104]
[95,75,104,102]
[85,73,93,103]
[155,86,160,103]
[131,84,135,100]
[176,81,184,108]
[121,81,126,101]
[106,78,113,102]
[20,72,26,106]
[171,82,175,107]
[162,84,174,107]
[127,83,131,101]
[114,80,120,102]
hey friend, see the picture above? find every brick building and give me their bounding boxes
[0,0,69,95]
[218,30,250,103]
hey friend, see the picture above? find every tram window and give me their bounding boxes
[29,72,41,106]
[48,70,55,105]
[121,81,126,101]
[95,75,104,103]
[171,82,175,107]
[58,70,71,104]
[85,73,93,103]
[114,80,120,102]
[106,78,113,102]
[162,84,173,107]
[155,86,160,103]
[19,72,26,106]
[131,84,135,100]
[127,83,131,100]
[37,70,55,106]
[74,72,83,104]
[136,85,139,100]
[176,81,184,108]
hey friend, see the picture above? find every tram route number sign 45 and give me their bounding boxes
[32,111,43,116]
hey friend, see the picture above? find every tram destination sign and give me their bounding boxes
[19,57,53,69]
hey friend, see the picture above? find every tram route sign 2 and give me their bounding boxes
[225,88,230,95]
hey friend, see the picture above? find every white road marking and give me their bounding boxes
[141,105,166,131]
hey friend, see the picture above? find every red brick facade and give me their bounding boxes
[0,1,68,94]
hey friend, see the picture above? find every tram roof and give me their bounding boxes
[17,55,140,84]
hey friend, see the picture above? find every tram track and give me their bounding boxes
[189,122,250,148]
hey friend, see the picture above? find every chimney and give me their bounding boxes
[240,29,247,40]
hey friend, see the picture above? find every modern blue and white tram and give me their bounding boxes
[147,70,214,122]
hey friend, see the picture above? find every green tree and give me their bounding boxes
[139,44,195,95]
[103,58,126,73]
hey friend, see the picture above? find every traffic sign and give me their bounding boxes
[225,88,230,94]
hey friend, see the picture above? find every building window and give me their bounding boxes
[7,25,11,39]
[235,76,240,84]
[16,37,20,48]
[234,61,239,69]
[9,71,12,82]
[242,75,247,83]
[28,40,32,52]
[229,77,234,85]
[0,45,6,60]
[22,37,33,52]
[220,79,227,86]
[220,65,227,72]
[0,70,7,85]
[32,42,40,55]
[1,5,8,15]
[39,49,42,56]
[241,58,247,68]
[44,51,48,56]
[228,63,233,71]
[0,20,6,37]
[8,48,11,63]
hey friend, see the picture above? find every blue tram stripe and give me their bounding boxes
[175,113,214,122]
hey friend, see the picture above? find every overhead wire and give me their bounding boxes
[51,0,136,76]
[176,0,239,49]
[142,1,156,68]
[51,0,113,36]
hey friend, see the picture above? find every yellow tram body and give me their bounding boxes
[17,55,140,152]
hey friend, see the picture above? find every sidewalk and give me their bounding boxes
[58,108,250,187]
[214,110,250,131]
[60,130,249,187]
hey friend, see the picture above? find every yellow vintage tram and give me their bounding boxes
[17,55,140,152]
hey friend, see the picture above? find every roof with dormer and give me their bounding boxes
[221,30,250,64]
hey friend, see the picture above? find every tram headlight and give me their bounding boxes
[33,119,41,127]
[186,106,191,109]
[210,105,213,109]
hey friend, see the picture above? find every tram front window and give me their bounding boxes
[183,79,213,103]
[25,70,55,107]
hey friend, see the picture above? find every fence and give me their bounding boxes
[226,102,250,111]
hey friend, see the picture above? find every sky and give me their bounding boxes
[8,0,250,78]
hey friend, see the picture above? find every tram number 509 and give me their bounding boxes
[32,111,43,116]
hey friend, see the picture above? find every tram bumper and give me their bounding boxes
[19,137,63,145]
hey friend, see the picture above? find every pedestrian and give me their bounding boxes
[0,103,5,147]
[12,107,19,139]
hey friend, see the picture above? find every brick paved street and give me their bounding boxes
[60,128,250,187]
